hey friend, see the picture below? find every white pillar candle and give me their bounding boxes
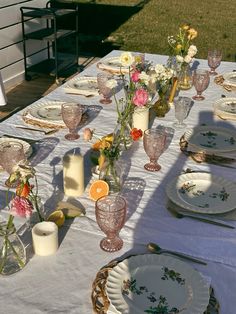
[132,107,149,134]
[0,71,7,106]
[32,222,58,256]
[63,153,84,197]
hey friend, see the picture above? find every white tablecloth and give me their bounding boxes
[0,50,236,314]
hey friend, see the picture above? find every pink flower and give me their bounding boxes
[131,71,140,83]
[9,196,33,218]
[83,128,93,141]
[132,88,149,107]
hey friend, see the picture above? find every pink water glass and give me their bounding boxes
[143,128,166,172]
[208,49,222,75]
[61,103,83,140]
[95,195,126,252]
[97,72,113,104]
[192,69,210,101]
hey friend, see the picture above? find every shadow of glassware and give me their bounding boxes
[121,177,146,221]
[30,137,60,167]
[77,104,103,131]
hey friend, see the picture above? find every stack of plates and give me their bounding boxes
[213,97,236,121]
[97,57,130,74]
[105,254,210,314]
[223,72,236,88]
[63,76,99,96]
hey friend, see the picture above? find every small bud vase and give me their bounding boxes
[154,93,170,118]
[0,222,26,275]
[177,63,193,90]
[99,158,122,194]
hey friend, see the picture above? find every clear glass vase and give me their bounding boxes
[114,119,132,151]
[177,63,193,90]
[99,158,122,194]
[0,222,26,276]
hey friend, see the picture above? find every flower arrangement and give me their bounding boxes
[0,162,43,275]
[168,24,198,66]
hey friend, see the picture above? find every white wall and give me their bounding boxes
[0,0,48,89]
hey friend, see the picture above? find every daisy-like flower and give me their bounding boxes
[9,195,33,218]
[139,71,150,85]
[105,79,118,90]
[119,52,135,67]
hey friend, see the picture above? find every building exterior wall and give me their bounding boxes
[0,0,48,89]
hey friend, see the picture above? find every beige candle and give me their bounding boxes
[63,153,84,197]
[132,107,149,134]
[32,222,58,256]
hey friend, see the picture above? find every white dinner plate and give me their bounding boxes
[214,97,236,120]
[97,57,129,74]
[106,254,209,314]
[184,125,236,153]
[64,76,99,96]
[223,72,236,87]
[166,172,236,214]
[0,137,33,159]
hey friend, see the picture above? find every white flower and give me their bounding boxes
[188,45,198,57]
[119,52,135,67]
[154,64,166,75]
[176,55,184,63]
[184,55,192,63]
[139,71,150,85]
[105,79,118,89]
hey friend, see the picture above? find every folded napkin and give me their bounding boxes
[63,87,99,97]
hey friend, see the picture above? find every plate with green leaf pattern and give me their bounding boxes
[106,254,209,314]
[184,126,236,153]
[166,172,236,214]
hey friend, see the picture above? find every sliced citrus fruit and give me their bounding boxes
[56,201,85,219]
[47,210,65,227]
[89,180,109,201]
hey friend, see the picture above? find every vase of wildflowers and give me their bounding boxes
[109,51,155,149]
[153,64,174,117]
[168,24,198,90]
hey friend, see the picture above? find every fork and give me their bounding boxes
[16,126,59,135]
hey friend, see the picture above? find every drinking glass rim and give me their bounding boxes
[95,195,126,212]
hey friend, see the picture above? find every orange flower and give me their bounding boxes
[16,182,31,198]
[130,128,143,141]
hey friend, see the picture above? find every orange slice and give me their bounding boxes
[89,180,109,201]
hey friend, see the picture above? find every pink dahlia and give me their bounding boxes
[132,88,149,107]
[131,71,140,83]
[9,195,33,218]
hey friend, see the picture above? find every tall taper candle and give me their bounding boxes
[63,153,84,197]
[32,221,58,256]
[132,107,149,134]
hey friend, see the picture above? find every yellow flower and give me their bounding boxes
[188,28,198,40]
[119,52,135,67]
[175,44,182,53]
[181,24,190,31]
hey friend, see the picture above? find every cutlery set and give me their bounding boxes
[15,126,59,135]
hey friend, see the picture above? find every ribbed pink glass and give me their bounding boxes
[143,129,166,172]
[95,195,126,252]
[208,49,222,75]
[192,69,210,101]
[61,103,83,140]
[97,72,112,104]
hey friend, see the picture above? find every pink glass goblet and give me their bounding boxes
[143,128,166,172]
[61,103,83,140]
[95,195,126,252]
[192,69,210,101]
[97,72,113,104]
[0,141,26,187]
[208,49,222,75]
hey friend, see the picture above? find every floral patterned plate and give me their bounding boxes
[184,126,236,153]
[223,72,236,87]
[97,57,129,74]
[106,254,209,314]
[166,172,236,214]
[213,97,236,120]
[64,76,99,96]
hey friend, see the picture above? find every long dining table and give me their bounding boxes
[0,50,236,314]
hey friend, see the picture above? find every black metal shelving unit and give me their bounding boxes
[20,1,79,84]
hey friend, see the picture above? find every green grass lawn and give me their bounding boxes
[74,0,236,62]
